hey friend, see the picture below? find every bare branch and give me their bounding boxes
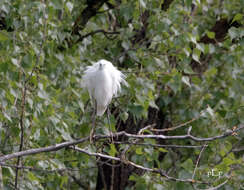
[107,125,244,142]
[71,0,108,36]
[72,147,207,184]
[0,163,81,173]
[233,146,244,152]
[65,0,109,47]
[0,137,89,162]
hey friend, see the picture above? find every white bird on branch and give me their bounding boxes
[82,59,128,142]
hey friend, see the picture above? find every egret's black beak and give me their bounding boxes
[99,63,103,70]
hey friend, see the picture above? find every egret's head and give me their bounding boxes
[97,59,111,70]
[98,62,105,70]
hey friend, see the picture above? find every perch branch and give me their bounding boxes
[0,125,243,163]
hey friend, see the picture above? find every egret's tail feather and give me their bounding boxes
[96,105,107,116]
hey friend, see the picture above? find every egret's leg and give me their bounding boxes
[90,99,97,143]
[107,106,114,143]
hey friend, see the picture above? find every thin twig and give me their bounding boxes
[71,147,120,161]
[77,29,119,43]
[0,166,2,190]
[193,178,229,190]
[25,16,47,83]
[192,144,208,179]
[14,3,48,188]
[151,114,201,132]
[14,77,27,189]
[113,141,206,149]
[69,173,88,189]
[138,123,156,134]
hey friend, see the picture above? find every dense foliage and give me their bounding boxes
[0,0,244,189]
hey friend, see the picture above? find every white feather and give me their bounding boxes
[82,59,128,116]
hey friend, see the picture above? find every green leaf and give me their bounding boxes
[183,46,191,57]
[3,112,12,122]
[158,148,168,153]
[231,13,243,24]
[139,0,146,8]
[228,27,239,40]
[60,175,68,187]
[192,48,201,63]
[196,43,205,53]
[11,58,19,67]
[183,67,195,74]
[185,0,192,7]
[38,90,49,99]
[149,100,158,109]
[27,172,38,181]
[182,76,191,87]
[206,105,214,117]
[109,144,117,157]
[181,158,194,172]
[120,112,128,122]
[204,67,217,78]
[206,31,215,39]
[128,105,144,118]
[22,53,33,69]
[65,2,73,13]
[0,30,9,41]
[136,147,143,155]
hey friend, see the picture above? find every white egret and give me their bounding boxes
[82,59,128,141]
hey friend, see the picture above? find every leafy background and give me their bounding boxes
[0,0,244,189]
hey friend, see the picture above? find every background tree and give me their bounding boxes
[0,0,244,189]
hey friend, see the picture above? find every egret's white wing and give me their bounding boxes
[107,64,128,96]
[93,69,113,116]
